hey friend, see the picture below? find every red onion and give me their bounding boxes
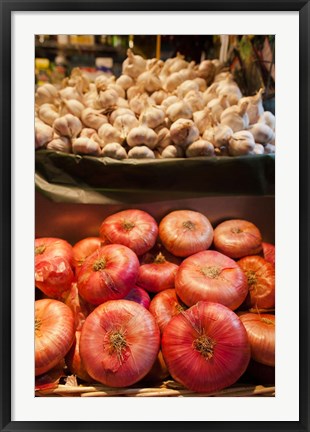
[175,250,248,309]
[99,209,158,256]
[72,237,107,275]
[162,301,251,393]
[35,299,75,376]
[238,255,275,309]
[35,237,74,298]
[137,252,178,293]
[239,313,275,366]
[125,286,151,309]
[262,242,275,266]
[66,331,92,382]
[77,244,140,305]
[80,300,160,387]
[149,289,187,333]
[159,210,214,257]
[213,219,262,259]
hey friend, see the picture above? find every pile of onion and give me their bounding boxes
[175,250,248,309]
[162,301,251,393]
[80,300,160,387]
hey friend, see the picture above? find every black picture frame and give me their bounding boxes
[1,1,309,431]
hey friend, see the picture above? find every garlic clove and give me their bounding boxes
[128,146,155,159]
[170,119,199,148]
[101,142,127,159]
[185,139,215,157]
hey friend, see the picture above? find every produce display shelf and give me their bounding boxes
[35,150,275,199]
[35,380,275,398]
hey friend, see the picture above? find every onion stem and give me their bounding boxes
[193,334,215,360]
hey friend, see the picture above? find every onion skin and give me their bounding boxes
[159,210,214,257]
[175,250,248,310]
[213,219,262,259]
[137,253,179,293]
[80,300,160,387]
[162,301,251,393]
[72,237,106,274]
[35,238,74,298]
[238,255,275,309]
[77,244,140,305]
[35,299,75,376]
[99,209,158,256]
[64,283,90,331]
[65,331,93,382]
[262,242,275,266]
[125,286,151,309]
[239,313,275,366]
[149,289,187,333]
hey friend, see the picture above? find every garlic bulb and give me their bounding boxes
[137,68,162,93]
[220,101,249,132]
[259,111,275,131]
[72,137,101,156]
[193,107,212,134]
[108,83,126,99]
[193,77,207,92]
[65,67,90,93]
[154,127,171,150]
[96,88,119,109]
[239,88,264,124]
[60,99,85,118]
[122,49,147,79]
[95,75,110,92]
[151,90,168,105]
[127,124,158,149]
[197,60,216,85]
[264,143,276,154]
[161,145,184,158]
[35,121,54,149]
[207,94,229,122]
[168,54,189,74]
[164,72,186,93]
[35,83,58,106]
[59,86,84,103]
[184,90,205,112]
[38,104,59,126]
[113,114,139,140]
[127,83,145,101]
[129,94,150,116]
[101,143,127,159]
[81,108,108,129]
[166,101,193,122]
[217,76,242,105]
[116,74,134,90]
[186,139,215,157]
[98,123,123,145]
[80,128,96,138]
[228,130,255,156]
[203,124,233,148]
[202,83,219,105]
[110,108,136,125]
[250,143,265,155]
[47,136,71,153]
[139,106,165,129]
[161,95,180,111]
[177,80,199,98]
[128,146,155,159]
[170,119,199,148]
[115,97,130,108]
[248,123,274,145]
[53,114,82,139]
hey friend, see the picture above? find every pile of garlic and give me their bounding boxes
[35,50,275,160]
